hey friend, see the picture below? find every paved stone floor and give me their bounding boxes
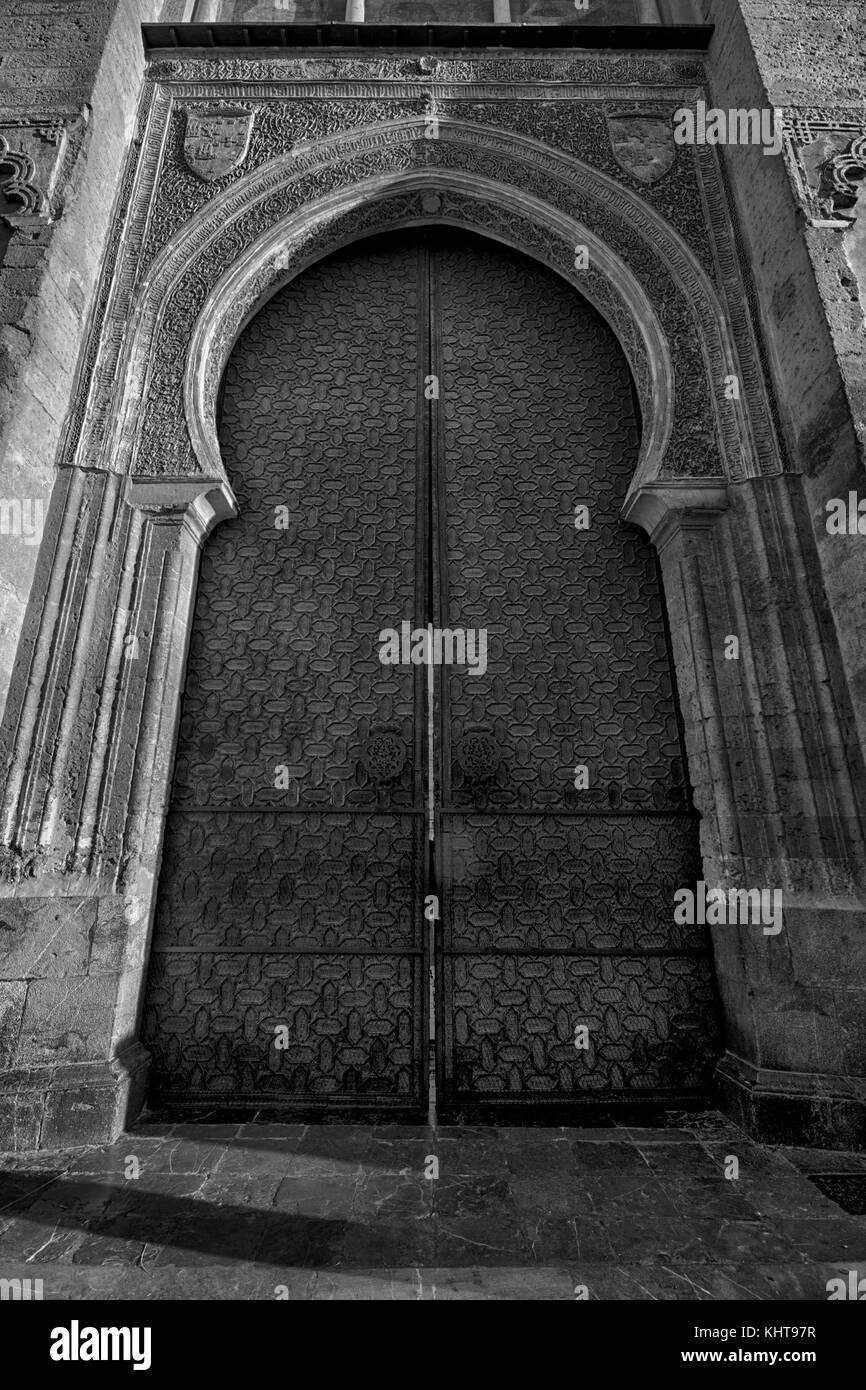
[1,1111,865,1299]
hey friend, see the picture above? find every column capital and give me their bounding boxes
[622,478,729,549]
[125,478,237,545]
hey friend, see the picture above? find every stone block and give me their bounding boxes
[40,1081,124,1150]
[757,1003,825,1074]
[813,986,866,1077]
[0,1089,42,1152]
[0,897,94,980]
[785,907,866,986]
[89,898,129,974]
[18,975,117,1065]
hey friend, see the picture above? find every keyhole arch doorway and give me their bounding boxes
[142,222,721,1118]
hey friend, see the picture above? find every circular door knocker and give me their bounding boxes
[455,729,502,783]
[361,729,408,784]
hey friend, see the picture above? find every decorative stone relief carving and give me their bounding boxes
[606,109,676,186]
[443,101,714,274]
[181,177,673,496]
[56,55,787,495]
[146,54,707,86]
[71,116,776,499]
[820,135,866,223]
[182,105,256,181]
[0,123,69,224]
[126,131,722,483]
[784,112,866,228]
[141,97,714,278]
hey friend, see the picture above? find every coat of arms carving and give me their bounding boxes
[182,107,254,183]
[607,112,676,186]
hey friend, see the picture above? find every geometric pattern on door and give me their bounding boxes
[142,228,720,1116]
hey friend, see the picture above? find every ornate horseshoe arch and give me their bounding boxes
[184,170,677,498]
[94,117,761,501]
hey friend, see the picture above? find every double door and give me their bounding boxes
[143,228,719,1117]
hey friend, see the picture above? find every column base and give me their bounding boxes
[0,1043,150,1153]
[718,1051,866,1150]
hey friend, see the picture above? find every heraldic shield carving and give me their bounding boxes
[607,111,676,186]
[183,106,255,182]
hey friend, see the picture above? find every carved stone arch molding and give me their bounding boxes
[2,94,865,1151]
[184,170,679,500]
[101,117,765,499]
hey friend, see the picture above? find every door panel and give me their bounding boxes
[432,233,719,1114]
[143,237,429,1114]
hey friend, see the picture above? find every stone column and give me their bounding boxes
[0,472,235,1150]
[626,475,866,1147]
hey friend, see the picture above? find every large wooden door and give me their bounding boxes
[430,234,719,1117]
[143,234,430,1118]
[142,228,719,1117]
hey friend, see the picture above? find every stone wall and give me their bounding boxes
[700,0,866,1144]
[704,0,866,728]
[0,0,167,724]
